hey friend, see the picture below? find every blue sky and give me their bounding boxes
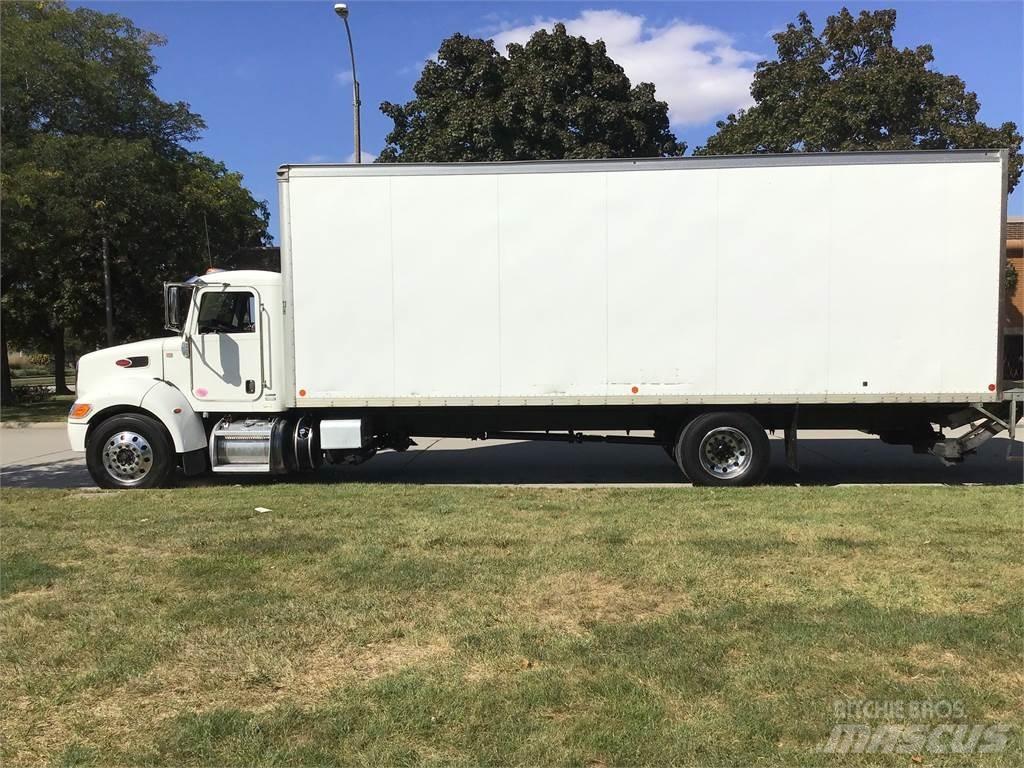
[76,1,1024,240]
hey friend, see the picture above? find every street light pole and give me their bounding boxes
[334,3,361,163]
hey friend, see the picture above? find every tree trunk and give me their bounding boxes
[52,326,72,396]
[0,317,13,407]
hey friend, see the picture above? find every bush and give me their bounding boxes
[11,386,55,404]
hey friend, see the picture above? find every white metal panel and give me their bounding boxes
[716,165,832,394]
[390,174,501,396]
[497,171,608,397]
[606,168,718,396]
[934,161,1004,392]
[320,419,367,449]
[283,152,1004,404]
[288,176,394,398]
[827,161,1000,395]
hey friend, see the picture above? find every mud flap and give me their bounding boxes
[784,406,799,472]
[181,447,208,476]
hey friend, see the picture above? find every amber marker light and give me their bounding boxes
[69,403,92,419]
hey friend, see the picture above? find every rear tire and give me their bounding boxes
[86,414,176,489]
[675,412,769,487]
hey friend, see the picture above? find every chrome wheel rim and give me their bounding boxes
[698,427,752,479]
[101,431,153,485]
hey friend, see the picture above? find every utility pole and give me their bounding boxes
[102,234,114,347]
[334,4,362,162]
[203,212,213,268]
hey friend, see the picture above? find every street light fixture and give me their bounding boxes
[333,3,362,163]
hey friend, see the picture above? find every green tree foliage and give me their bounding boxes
[0,1,270,401]
[698,8,1022,191]
[379,24,682,162]
[0,1,203,147]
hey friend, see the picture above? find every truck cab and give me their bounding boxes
[68,270,287,487]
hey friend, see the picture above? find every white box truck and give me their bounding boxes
[68,150,1022,488]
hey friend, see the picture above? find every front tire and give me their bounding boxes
[86,414,176,489]
[675,412,770,487]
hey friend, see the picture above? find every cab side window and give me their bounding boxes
[197,291,256,334]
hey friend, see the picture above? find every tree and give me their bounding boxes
[697,8,1022,192]
[379,24,682,162]
[0,2,270,402]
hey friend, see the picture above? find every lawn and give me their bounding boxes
[0,394,75,423]
[1,485,1021,766]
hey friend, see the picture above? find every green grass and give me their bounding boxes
[9,368,75,383]
[0,394,75,423]
[1,485,1021,766]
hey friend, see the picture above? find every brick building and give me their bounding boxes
[1006,215,1023,379]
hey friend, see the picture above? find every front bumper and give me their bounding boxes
[67,421,88,452]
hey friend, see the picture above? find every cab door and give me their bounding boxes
[189,287,264,403]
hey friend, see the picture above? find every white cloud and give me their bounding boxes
[302,151,377,164]
[335,69,354,85]
[346,150,378,163]
[488,9,760,126]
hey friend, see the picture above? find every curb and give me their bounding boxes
[0,421,67,430]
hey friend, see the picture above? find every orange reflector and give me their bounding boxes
[631,386,639,394]
[298,388,307,397]
[69,403,91,419]
[988,383,997,392]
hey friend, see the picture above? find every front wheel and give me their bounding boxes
[86,414,176,489]
[675,412,770,487]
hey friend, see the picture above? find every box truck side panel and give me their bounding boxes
[715,165,833,394]
[391,174,501,397]
[827,160,1002,395]
[606,168,719,396]
[289,176,395,398]
[498,171,609,397]
[936,160,1004,392]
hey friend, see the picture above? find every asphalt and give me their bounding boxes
[1,424,1021,489]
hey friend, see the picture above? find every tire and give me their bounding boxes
[86,414,176,489]
[675,412,770,487]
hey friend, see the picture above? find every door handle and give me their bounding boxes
[245,379,256,394]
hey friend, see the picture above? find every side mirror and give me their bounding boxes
[164,283,194,333]
[164,283,181,332]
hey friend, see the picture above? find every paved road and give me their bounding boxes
[1,424,1020,488]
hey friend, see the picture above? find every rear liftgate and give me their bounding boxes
[927,391,1023,463]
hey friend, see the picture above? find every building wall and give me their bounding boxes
[1007,217,1023,333]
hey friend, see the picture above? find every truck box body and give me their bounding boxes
[278,151,1007,407]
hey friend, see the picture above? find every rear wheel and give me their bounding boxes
[675,412,770,487]
[86,414,176,489]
